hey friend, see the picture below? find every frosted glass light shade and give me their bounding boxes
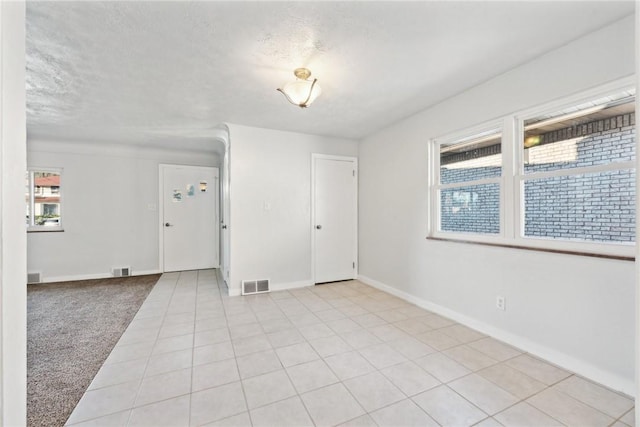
[277,68,322,108]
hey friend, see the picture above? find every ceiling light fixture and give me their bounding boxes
[277,68,322,108]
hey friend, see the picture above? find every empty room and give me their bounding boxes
[0,1,638,426]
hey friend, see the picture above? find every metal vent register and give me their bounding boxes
[242,279,270,295]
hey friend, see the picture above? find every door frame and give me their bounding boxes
[310,153,359,284]
[158,164,220,272]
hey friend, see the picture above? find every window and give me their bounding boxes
[429,80,635,257]
[437,128,502,235]
[26,169,63,230]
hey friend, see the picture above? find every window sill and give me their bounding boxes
[27,228,64,233]
[426,236,634,261]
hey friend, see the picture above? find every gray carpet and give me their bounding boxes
[27,274,160,427]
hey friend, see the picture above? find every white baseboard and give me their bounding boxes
[40,269,162,284]
[358,274,635,397]
[270,280,313,292]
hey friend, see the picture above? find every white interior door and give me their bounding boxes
[162,165,219,272]
[313,155,358,284]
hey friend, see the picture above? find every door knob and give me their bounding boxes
[315,225,322,230]
[222,225,228,229]
[165,222,173,227]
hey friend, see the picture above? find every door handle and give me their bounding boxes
[165,222,173,227]
[315,225,322,230]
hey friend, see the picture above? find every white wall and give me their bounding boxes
[1,1,27,424]
[27,140,220,281]
[227,124,358,295]
[359,15,636,395]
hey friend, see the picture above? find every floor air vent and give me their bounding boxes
[112,267,131,277]
[242,279,270,295]
[27,272,41,284]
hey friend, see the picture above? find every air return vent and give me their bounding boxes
[242,279,270,295]
[112,267,131,277]
[27,272,41,284]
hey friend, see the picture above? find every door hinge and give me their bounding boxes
[353,170,355,177]
[353,262,355,269]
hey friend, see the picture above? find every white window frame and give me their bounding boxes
[26,167,63,232]
[428,76,635,258]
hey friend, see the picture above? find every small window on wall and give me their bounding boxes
[433,128,503,236]
[520,90,635,245]
[26,169,63,231]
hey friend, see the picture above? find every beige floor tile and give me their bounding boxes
[129,395,190,426]
[276,342,320,367]
[444,344,498,371]
[145,348,192,377]
[301,383,366,427]
[494,401,564,426]
[315,308,348,322]
[105,341,154,365]
[158,321,195,339]
[66,380,139,425]
[552,376,634,419]
[194,328,230,347]
[415,352,471,383]
[193,341,234,366]
[415,330,462,351]
[381,361,441,396]
[65,410,130,427]
[339,329,383,349]
[620,408,635,426]
[527,388,614,426]
[190,381,247,426]
[236,349,282,379]
[478,363,547,399]
[337,414,378,427]
[308,334,353,357]
[351,313,387,328]
[376,309,410,323]
[388,336,436,359]
[440,324,486,343]
[449,374,519,415]
[298,323,336,340]
[136,367,191,406]
[88,358,147,390]
[506,354,571,385]
[242,369,297,409]
[152,333,194,355]
[344,371,405,412]
[358,343,408,369]
[204,412,251,427]
[249,396,313,427]
[368,324,411,342]
[286,359,339,393]
[260,317,294,333]
[118,327,159,346]
[392,318,433,335]
[412,385,487,427]
[326,318,363,334]
[228,322,263,340]
[475,417,504,427]
[468,337,523,361]
[266,328,306,348]
[370,398,439,427]
[325,350,376,380]
[419,313,456,329]
[232,334,272,356]
[192,358,240,392]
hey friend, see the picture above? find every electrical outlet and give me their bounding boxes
[496,296,506,311]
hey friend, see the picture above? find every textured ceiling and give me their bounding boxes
[26,1,634,149]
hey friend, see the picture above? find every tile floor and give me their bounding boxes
[65,270,635,427]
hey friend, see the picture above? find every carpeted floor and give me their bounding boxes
[27,274,160,427]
